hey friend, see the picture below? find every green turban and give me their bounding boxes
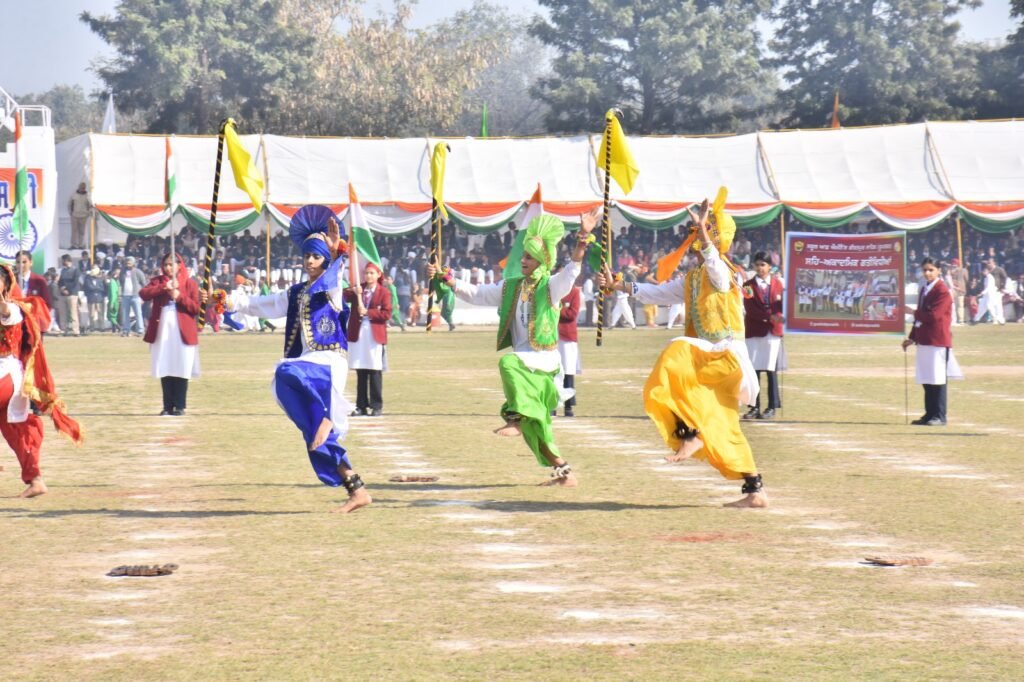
[522,214,565,280]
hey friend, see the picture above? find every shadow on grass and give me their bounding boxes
[371,483,519,492]
[404,499,700,513]
[70,412,282,418]
[0,508,310,519]
[370,412,651,420]
[752,419,899,426]
[901,432,990,438]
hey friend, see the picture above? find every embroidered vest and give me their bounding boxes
[283,282,349,358]
[684,265,745,343]
[496,276,558,351]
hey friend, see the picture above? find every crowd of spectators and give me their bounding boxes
[39,214,1024,335]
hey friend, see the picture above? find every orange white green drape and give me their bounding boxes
[93,199,1024,238]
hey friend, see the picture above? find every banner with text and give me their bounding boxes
[785,230,905,335]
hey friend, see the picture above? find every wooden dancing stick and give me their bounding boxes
[426,197,440,334]
[596,109,620,347]
[197,119,229,329]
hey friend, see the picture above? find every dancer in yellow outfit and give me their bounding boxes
[598,188,767,508]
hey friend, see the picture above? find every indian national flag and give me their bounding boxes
[347,184,382,270]
[165,137,178,214]
[501,184,545,280]
[12,111,29,239]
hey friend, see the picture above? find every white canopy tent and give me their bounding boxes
[53,119,1024,248]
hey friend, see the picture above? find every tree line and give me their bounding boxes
[17,0,1024,142]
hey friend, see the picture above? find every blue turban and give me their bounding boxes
[289,205,344,260]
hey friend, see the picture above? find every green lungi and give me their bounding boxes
[498,353,560,466]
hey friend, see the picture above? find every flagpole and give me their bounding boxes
[427,198,440,335]
[167,138,176,271]
[596,110,619,348]
[261,136,272,287]
[197,119,229,330]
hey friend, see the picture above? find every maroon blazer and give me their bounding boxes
[19,272,53,309]
[909,279,953,348]
[558,287,581,342]
[344,284,392,345]
[139,275,201,345]
[743,276,784,338]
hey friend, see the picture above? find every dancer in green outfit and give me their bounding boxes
[106,266,121,333]
[383,273,405,331]
[428,208,598,486]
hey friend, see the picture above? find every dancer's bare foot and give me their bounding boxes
[19,477,48,498]
[724,491,769,509]
[331,487,372,514]
[539,472,578,487]
[493,421,522,437]
[665,436,703,463]
[309,417,333,451]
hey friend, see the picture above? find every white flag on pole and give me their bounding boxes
[101,93,117,133]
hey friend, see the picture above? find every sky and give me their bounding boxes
[1,0,1016,99]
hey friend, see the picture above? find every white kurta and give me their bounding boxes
[0,306,30,423]
[348,285,387,371]
[557,340,581,376]
[234,272,352,439]
[745,335,783,371]
[455,261,580,403]
[974,273,1005,323]
[634,247,759,407]
[666,302,686,328]
[915,346,963,385]
[151,303,201,379]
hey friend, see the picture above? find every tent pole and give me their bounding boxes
[779,210,786,270]
[955,214,963,267]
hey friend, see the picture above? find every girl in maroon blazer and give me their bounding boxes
[140,253,201,415]
[344,263,392,416]
[902,257,962,425]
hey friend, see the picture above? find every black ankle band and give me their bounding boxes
[741,474,763,494]
[673,420,699,441]
[503,411,522,423]
[551,463,572,479]
[343,474,365,493]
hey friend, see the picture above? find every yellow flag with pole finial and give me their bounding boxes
[224,118,264,212]
[430,142,449,219]
[597,108,639,195]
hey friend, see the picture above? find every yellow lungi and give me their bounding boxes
[643,339,757,480]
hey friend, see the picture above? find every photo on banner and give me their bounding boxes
[785,231,906,335]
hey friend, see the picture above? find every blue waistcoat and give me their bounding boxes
[283,281,349,358]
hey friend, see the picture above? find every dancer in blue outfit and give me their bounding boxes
[227,205,371,513]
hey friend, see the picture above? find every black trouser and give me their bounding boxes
[563,375,576,409]
[753,370,780,411]
[355,369,383,411]
[923,383,947,422]
[160,376,189,412]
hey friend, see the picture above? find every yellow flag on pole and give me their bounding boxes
[430,142,449,219]
[597,109,639,195]
[224,118,264,212]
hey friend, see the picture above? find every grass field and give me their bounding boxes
[1,323,1023,680]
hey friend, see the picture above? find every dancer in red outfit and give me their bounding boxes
[0,263,83,497]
